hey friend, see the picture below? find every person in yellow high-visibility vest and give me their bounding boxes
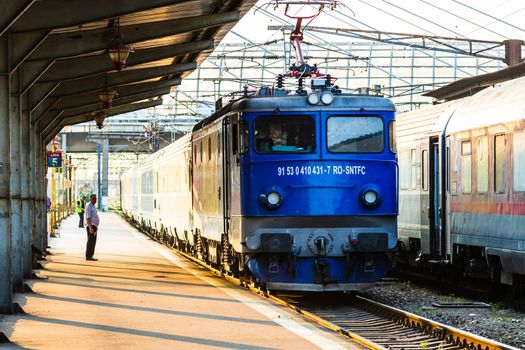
[76,196,86,228]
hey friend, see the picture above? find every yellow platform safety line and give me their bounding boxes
[175,249,385,350]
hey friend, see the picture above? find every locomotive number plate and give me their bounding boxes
[277,165,366,176]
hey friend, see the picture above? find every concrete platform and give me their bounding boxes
[0,213,361,349]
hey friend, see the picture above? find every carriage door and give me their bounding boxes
[428,136,442,257]
[222,117,232,238]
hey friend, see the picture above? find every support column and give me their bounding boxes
[30,118,37,267]
[0,34,13,313]
[40,136,49,252]
[102,138,109,212]
[38,136,47,251]
[97,142,101,210]
[21,90,32,278]
[10,68,24,293]
[68,156,73,213]
[34,132,43,252]
[503,39,524,66]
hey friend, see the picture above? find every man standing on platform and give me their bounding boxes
[85,194,99,261]
[76,195,86,228]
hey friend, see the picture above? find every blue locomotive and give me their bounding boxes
[121,77,398,291]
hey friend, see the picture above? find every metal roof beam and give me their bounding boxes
[42,99,163,144]
[35,79,179,124]
[52,79,181,112]
[28,12,239,61]
[0,0,35,36]
[60,88,170,120]
[8,0,199,70]
[9,0,191,33]
[52,63,194,97]
[8,31,49,72]
[30,62,193,113]
[40,90,167,135]
[23,40,211,93]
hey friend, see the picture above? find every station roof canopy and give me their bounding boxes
[3,0,256,143]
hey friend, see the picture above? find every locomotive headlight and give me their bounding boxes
[307,92,320,105]
[364,190,377,204]
[267,191,281,206]
[245,235,261,250]
[259,186,285,209]
[320,91,334,105]
[360,188,381,209]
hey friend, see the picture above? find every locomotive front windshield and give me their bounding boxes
[254,116,315,153]
[327,116,384,153]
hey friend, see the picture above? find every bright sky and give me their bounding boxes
[151,0,525,119]
[225,0,525,43]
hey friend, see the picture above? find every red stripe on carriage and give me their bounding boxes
[451,201,525,215]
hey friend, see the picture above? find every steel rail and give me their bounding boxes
[170,249,385,350]
[129,217,518,350]
[353,295,517,350]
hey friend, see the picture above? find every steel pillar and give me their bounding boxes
[62,134,67,218]
[35,133,45,252]
[40,135,47,251]
[10,68,23,293]
[102,138,109,212]
[97,142,101,210]
[504,39,524,66]
[0,35,13,313]
[30,114,38,266]
[21,89,32,278]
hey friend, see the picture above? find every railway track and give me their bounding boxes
[175,248,517,350]
[135,222,518,350]
[274,292,518,350]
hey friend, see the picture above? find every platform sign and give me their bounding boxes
[47,151,62,167]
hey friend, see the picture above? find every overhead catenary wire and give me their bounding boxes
[451,0,525,34]
[351,0,491,76]
[377,0,470,39]
[464,6,525,36]
[416,0,509,40]
[163,1,517,126]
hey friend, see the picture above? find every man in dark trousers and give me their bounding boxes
[85,194,100,261]
[76,195,86,228]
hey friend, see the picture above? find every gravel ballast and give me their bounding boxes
[362,280,525,349]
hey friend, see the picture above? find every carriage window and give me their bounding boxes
[495,134,506,193]
[422,150,428,191]
[447,145,450,192]
[513,131,525,191]
[327,116,384,153]
[141,171,153,194]
[208,138,212,161]
[477,136,488,193]
[461,140,472,194]
[254,116,314,153]
[399,150,410,190]
[410,149,418,190]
